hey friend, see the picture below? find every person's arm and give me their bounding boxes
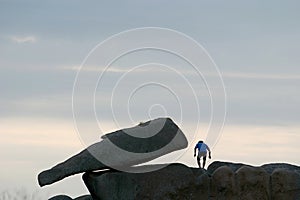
[207,144,212,159]
[194,145,197,157]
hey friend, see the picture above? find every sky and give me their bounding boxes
[1,0,300,199]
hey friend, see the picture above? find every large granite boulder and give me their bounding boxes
[38,118,188,186]
[83,163,208,200]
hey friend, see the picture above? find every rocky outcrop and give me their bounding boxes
[38,118,188,186]
[82,162,300,200]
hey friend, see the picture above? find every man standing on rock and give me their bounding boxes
[194,140,211,168]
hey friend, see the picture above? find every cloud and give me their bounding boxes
[61,65,300,80]
[10,35,37,43]
[61,65,126,73]
[222,72,300,80]
[61,65,165,73]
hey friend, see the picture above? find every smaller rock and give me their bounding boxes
[271,168,300,200]
[211,166,237,199]
[236,166,270,200]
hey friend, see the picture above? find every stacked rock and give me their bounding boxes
[38,118,300,200]
[39,118,189,200]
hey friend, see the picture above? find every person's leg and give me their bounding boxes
[202,155,207,168]
[197,156,201,168]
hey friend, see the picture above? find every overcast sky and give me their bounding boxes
[1,1,300,198]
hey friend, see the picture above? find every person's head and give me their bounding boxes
[198,140,203,143]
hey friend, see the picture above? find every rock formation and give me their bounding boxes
[38,118,188,187]
[82,162,300,200]
[38,118,300,199]
[43,161,300,200]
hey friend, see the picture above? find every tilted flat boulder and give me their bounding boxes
[38,118,188,186]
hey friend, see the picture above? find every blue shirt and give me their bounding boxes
[195,142,210,153]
